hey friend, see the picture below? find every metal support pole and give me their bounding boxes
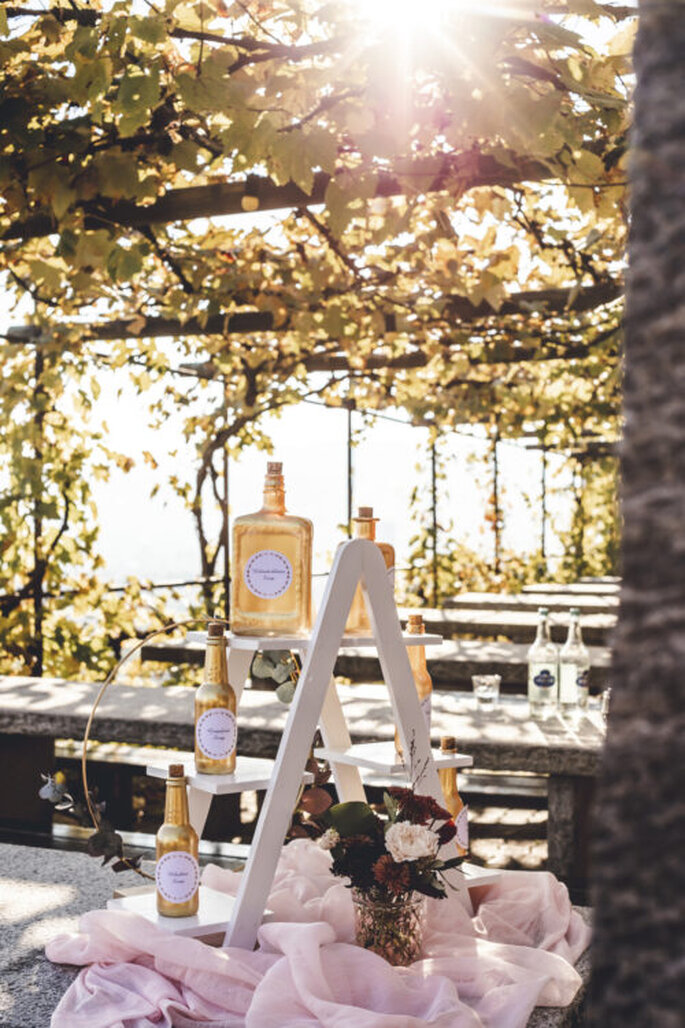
[223,443,230,620]
[222,380,231,619]
[492,424,501,575]
[541,446,547,560]
[346,405,353,538]
[431,435,439,606]
[32,345,45,677]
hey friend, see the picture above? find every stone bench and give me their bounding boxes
[400,606,615,646]
[141,635,612,693]
[0,675,605,902]
[445,590,618,614]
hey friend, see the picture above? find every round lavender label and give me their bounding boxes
[155,851,200,905]
[243,549,293,599]
[196,708,237,761]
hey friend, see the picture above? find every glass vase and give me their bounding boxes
[351,889,426,966]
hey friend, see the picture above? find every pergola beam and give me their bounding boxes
[1,153,555,244]
[5,280,622,349]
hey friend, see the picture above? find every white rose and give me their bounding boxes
[318,828,340,851]
[385,822,440,863]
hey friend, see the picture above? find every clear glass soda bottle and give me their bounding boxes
[527,607,559,719]
[559,607,590,714]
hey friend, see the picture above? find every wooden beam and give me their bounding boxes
[2,153,553,243]
[444,280,622,319]
[5,280,622,349]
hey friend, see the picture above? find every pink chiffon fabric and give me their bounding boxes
[46,840,591,1028]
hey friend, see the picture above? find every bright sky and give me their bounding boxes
[0,289,574,600]
[89,367,573,599]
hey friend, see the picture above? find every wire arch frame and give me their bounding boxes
[79,616,231,878]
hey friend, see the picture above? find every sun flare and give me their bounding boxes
[352,0,454,35]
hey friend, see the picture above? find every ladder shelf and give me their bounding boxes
[112,539,497,946]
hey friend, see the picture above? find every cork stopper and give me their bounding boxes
[168,764,185,778]
[440,735,457,752]
[267,461,282,475]
[407,613,424,633]
[207,620,225,638]
[357,506,374,519]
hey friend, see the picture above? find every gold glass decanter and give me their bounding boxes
[345,507,395,635]
[231,462,313,636]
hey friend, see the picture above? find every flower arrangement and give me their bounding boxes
[317,787,463,964]
[318,786,463,901]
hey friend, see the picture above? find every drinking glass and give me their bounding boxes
[472,674,501,710]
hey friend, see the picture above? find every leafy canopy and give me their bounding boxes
[0,0,632,673]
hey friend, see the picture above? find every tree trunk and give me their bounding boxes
[589,4,685,1025]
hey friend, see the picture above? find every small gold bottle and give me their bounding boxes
[231,462,313,636]
[155,764,200,917]
[195,621,237,775]
[345,507,396,635]
[439,736,469,857]
[395,613,432,756]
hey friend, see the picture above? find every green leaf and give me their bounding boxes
[275,680,296,704]
[129,15,168,44]
[114,67,161,136]
[323,801,379,837]
[383,791,399,820]
[97,155,141,200]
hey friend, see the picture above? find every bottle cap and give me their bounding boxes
[207,620,225,638]
[357,506,374,519]
[441,735,457,752]
[570,607,580,617]
[538,607,549,616]
[168,764,185,778]
[267,461,283,475]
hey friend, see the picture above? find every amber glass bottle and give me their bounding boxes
[231,462,313,636]
[155,764,200,917]
[394,613,432,756]
[345,507,395,635]
[195,621,237,774]
[438,736,468,857]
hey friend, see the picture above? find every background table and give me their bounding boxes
[0,675,605,899]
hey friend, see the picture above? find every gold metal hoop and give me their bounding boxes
[80,616,231,875]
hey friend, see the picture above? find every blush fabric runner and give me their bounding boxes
[46,840,591,1028]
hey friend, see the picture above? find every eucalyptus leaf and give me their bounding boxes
[275,681,296,704]
[251,653,278,679]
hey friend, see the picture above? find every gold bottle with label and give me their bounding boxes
[438,736,468,857]
[395,613,432,756]
[195,621,237,774]
[345,507,396,635]
[231,462,313,636]
[155,764,200,917]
